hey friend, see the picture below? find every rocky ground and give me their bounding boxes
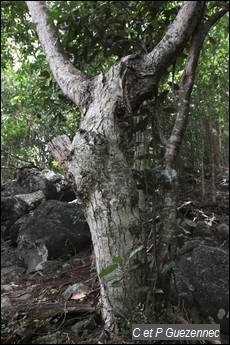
[1,169,229,344]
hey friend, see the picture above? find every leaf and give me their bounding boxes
[101,275,117,285]
[129,245,144,260]
[71,292,86,301]
[129,263,142,271]
[155,288,164,294]
[162,259,175,274]
[180,276,194,291]
[47,10,62,25]
[136,286,149,292]
[39,71,50,78]
[112,256,123,264]
[99,263,118,279]
[111,280,123,288]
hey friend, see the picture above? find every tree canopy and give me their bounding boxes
[1,1,228,182]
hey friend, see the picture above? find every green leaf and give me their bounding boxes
[112,256,123,264]
[180,276,194,291]
[51,160,59,167]
[136,286,149,292]
[101,276,114,285]
[47,10,62,25]
[129,263,142,271]
[111,280,123,288]
[101,275,117,285]
[155,288,164,294]
[162,259,175,274]
[129,245,144,260]
[99,263,118,279]
[39,71,50,78]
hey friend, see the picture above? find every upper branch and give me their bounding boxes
[141,1,205,78]
[204,4,229,34]
[120,2,205,110]
[26,1,90,113]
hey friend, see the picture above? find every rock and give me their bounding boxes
[8,213,33,245]
[71,318,96,334]
[12,168,75,201]
[1,296,12,309]
[17,200,91,272]
[216,224,229,242]
[173,245,229,334]
[1,284,13,293]
[1,195,28,239]
[193,221,211,238]
[15,190,46,210]
[1,265,26,280]
[177,239,203,257]
[18,239,49,273]
[1,242,26,281]
[62,283,89,300]
[184,218,197,232]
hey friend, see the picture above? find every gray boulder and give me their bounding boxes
[17,200,91,272]
[15,190,46,210]
[1,242,26,281]
[216,223,229,242]
[1,195,28,239]
[193,221,211,238]
[173,244,229,334]
[12,168,75,201]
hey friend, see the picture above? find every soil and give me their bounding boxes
[1,170,229,344]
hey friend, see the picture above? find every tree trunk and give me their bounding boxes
[48,67,147,328]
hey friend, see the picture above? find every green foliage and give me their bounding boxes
[99,244,146,289]
[161,259,175,274]
[132,165,177,193]
[1,1,228,181]
[46,1,179,76]
[180,14,229,169]
[128,244,144,259]
[1,60,79,181]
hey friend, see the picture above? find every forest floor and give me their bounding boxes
[1,169,229,344]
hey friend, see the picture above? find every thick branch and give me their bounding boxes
[141,1,205,77]
[120,2,205,111]
[26,1,90,112]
